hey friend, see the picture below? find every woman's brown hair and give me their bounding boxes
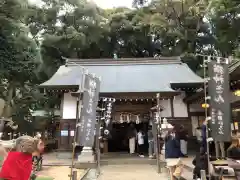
[227,138,240,152]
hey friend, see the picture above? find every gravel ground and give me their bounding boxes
[97,164,169,180]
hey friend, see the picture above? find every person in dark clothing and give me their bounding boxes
[202,122,207,153]
[165,130,182,159]
[227,138,240,180]
[192,147,208,179]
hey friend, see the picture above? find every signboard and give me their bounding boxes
[208,60,231,142]
[61,130,68,136]
[70,130,75,137]
[77,73,100,147]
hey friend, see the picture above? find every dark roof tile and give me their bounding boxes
[40,58,203,93]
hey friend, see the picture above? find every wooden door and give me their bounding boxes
[59,120,76,150]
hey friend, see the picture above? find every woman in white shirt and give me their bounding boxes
[137,130,145,157]
[195,127,202,145]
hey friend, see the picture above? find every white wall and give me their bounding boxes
[173,93,188,117]
[62,93,77,119]
[160,99,171,117]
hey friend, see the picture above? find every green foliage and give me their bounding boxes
[28,0,214,72]
[0,0,48,130]
[0,0,41,81]
[208,0,240,57]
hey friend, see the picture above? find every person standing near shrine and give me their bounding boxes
[32,133,45,172]
[195,127,202,148]
[202,120,207,153]
[128,124,137,154]
[165,129,182,158]
[148,126,154,158]
[178,125,188,157]
[215,141,225,160]
[165,129,183,180]
[137,129,145,157]
[192,147,208,179]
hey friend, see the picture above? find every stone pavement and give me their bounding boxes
[40,152,194,180]
[42,152,74,166]
[97,164,169,180]
[37,166,84,180]
[39,152,84,180]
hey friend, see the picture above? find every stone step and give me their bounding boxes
[100,158,157,165]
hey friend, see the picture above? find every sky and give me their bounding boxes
[28,0,132,9]
[92,0,132,9]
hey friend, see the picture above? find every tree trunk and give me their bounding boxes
[1,83,14,118]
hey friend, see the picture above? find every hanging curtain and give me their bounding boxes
[136,115,140,124]
[120,113,124,124]
[127,114,130,123]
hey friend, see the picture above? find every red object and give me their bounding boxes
[0,151,33,180]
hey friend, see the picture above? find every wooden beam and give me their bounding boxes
[170,98,174,117]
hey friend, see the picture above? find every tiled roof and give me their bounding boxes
[40,57,203,93]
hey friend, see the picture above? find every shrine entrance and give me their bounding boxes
[108,122,149,153]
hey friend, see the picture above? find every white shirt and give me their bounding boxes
[195,129,202,141]
[137,132,144,145]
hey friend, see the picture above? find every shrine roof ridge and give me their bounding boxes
[65,57,182,66]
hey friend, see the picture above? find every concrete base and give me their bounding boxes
[75,146,96,169]
[78,147,95,162]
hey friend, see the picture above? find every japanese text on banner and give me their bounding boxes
[213,63,225,135]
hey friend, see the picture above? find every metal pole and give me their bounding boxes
[203,57,211,179]
[95,114,101,176]
[156,93,161,173]
[70,68,86,180]
[72,170,77,180]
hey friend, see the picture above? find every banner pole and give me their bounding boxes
[203,56,211,179]
[69,68,86,180]
[156,93,161,173]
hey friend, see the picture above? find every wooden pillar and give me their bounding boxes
[103,139,108,153]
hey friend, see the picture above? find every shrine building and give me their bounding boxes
[39,57,204,151]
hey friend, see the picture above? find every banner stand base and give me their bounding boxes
[78,147,94,162]
[75,147,96,169]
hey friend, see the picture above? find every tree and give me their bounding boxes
[208,0,240,57]
[0,0,43,130]
[26,0,240,79]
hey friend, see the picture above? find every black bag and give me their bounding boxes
[30,173,37,180]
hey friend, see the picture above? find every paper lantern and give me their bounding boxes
[234,90,240,97]
[202,103,209,109]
